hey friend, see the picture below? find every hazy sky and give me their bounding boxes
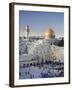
[19,10,64,37]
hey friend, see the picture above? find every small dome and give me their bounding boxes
[44,28,55,39]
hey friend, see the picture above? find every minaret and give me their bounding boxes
[25,25,30,40]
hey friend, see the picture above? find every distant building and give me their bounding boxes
[44,28,55,39]
[24,25,30,40]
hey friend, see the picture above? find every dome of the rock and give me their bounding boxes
[44,28,55,39]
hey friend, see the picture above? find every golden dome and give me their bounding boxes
[44,28,55,39]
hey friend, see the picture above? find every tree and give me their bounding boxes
[58,39,64,47]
